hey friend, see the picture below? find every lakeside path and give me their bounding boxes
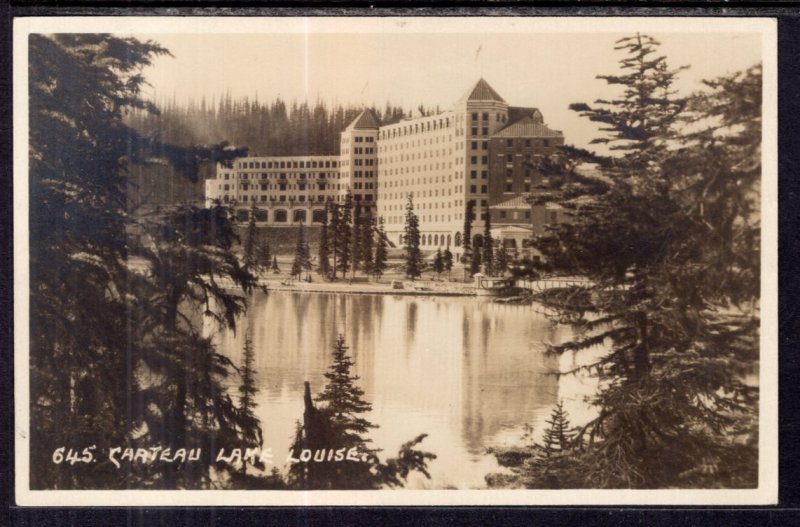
[260,277,477,297]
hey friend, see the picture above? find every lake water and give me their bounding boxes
[213,291,600,489]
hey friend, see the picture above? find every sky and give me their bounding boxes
[137,21,764,152]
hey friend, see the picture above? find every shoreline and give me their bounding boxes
[258,277,477,297]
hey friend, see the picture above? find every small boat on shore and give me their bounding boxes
[473,273,513,297]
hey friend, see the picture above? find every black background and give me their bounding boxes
[2,2,799,525]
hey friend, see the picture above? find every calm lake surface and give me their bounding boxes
[214,291,600,489]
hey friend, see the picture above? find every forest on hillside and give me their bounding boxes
[126,95,439,156]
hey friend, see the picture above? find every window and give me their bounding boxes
[471,156,477,164]
[525,211,531,219]
[500,211,507,219]
[472,141,478,150]
[471,127,478,136]
[482,112,488,121]
[506,139,513,147]
[471,170,477,178]
[506,154,513,163]
[312,209,326,223]
[481,170,488,179]
[472,112,478,121]
[470,185,477,193]
[274,209,287,222]
[482,127,488,136]
[544,139,551,147]
[525,139,532,147]
[524,184,531,192]
[505,184,513,192]
[481,156,487,164]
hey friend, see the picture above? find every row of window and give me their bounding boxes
[224,193,374,204]
[221,172,338,180]
[380,117,452,140]
[497,210,533,220]
[380,149,452,163]
[502,138,550,147]
[237,160,339,169]
[225,183,341,191]
[471,112,507,124]
[380,135,453,151]
[504,183,534,193]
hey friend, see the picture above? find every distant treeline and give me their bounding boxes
[127,95,441,156]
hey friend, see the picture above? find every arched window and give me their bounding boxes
[447,234,452,247]
[454,232,462,247]
[254,209,268,222]
[434,234,439,246]
[312,209,326,223]
[236,209,250,222]
[293,209,307,223]
[427,234,433,246]
[274,209,288,223]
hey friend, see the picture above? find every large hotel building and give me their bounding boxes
[206,79,565,257]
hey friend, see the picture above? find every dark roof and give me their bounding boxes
[460,78,506,103]
[492,116,563,138]
[346,108,380,130]
[508,106,543,124]
[494,194,532,209]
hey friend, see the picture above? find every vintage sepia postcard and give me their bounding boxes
[13,16,778,506]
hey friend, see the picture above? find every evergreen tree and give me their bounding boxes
[495,244,509,276]
[461,200,474,264]
[329,202,342,280]
[470,246,482,277]
[372,217,389,281]
[350,202,364,279]
[336,192,354,278]
[539,402,572,457]
[271,255,280,273]
[403,195,423,280]
[287,336,436,490]
[361,214,375,278]
[291,224,311,280]
[242,203,258,270]
[443,246,454,280]
[317,201,332,279]
[317,336,376,447]
[257,238,271,274]
[433,248,445,280]
[525,35,760,488]
[28,34,258,490]
[482,208,495,276]
[237,334,262,473]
